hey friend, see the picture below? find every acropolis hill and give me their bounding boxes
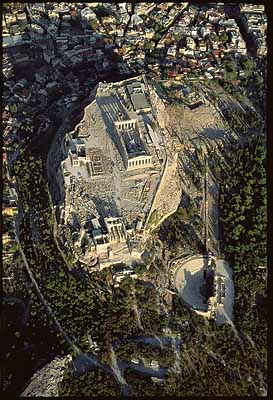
[57,76,182,268]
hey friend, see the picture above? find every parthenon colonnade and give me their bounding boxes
[128,156,152,169]
[115,119,137,130]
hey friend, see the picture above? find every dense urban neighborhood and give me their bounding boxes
[2,2,267,397]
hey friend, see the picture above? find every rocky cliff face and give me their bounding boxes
[20,355,72,397]
[46,118,71,206]
[149,86,170,130]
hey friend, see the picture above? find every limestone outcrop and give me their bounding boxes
[20,355,72,397]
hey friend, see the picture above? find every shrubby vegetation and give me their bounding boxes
[164,321,262,396]
[42,269,139,352]
[124,369,165,397]
[218,98,263,137]
[116,308,264,396]
[222,54,238,82]
[217,134,267,367]
[168,295,192,335]
[41,269,170,356]
[221,54,265,114]
[11,142,74,282]
[159,202,205,256]
[135,284,168,334]
[218,138,266,270]
[115,341,175,367]
[59,367,119,396]
[140,297,266,397]
[155,125,266,395]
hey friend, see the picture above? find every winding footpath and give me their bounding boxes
[14,221,81,357]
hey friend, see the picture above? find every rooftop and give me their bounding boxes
[130,92,151,111]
